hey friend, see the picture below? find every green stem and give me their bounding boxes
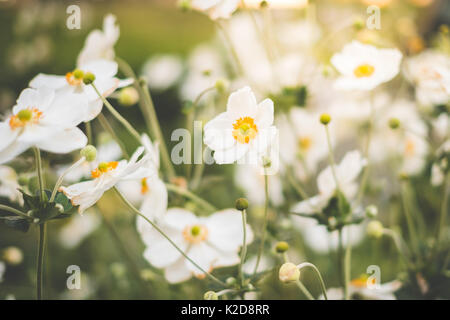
[297,262,328,300]
[50,157,86,202]
[295,279,314,300]
[383,228,411,266]
[33,147,45,202]
[338,228,348,300]
[97,113,130,159]
[165,183,217,213]
[344,231,351,300]
[36,223,46,300]
[85,121,93,144]
[400,181,420,256]
[0,204,30,220]
[91,83,142,144]
[238,209,248,287]
[436,173,450,247]
[253,171,269,277]
[324,125,340,191]
[114,188,226,287]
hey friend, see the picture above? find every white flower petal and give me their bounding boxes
[226,86,258,120]
[35,127,87,154]
[164,257,193,284]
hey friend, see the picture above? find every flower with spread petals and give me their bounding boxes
[0,87,88,164]
[30,59,132,122]
[204,86,276,164]
[191,0,240,20]
[138,208,253,284]
[0,165,23,205]
[331,40,402,91]
[60,147,156,213]
[77,14,120,66]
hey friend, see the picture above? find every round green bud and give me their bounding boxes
[118,87,139,107]
[365,205,378,218]
[17,175,29,186]
[17,109,32,122]
[80,145,97,162]
[83,72,96,85]
[353,18,365,31]
[235,198,249,211]
[204,291,218,300]
[367,221,384,239]
[262,156,272,168]
[178,0,191,11]
[388,118,400,129]
[260,0,268,8]
[215,79,229,94]
[279,262,300,283]
[320,113,331,125]
[275,241,289,253]
[73,69,84,79]
[226,277,237,286]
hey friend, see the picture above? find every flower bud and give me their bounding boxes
[83,72,96,85]
[204,291,218,300]
[275,241,289,253]
[388,118,400,129]
[18,175,29,186]
[226,277,237,286]
[178,0,191,11]
[320,113,331,125]
[2,246,23,266]
[80,145,97,162]
[367,221,384,239]
[235,198,249,211]
[118,87,139,107]
[365,205,378,218]
[260,0,268,8]
[279,262,300,283]
[215,79,229,94]
[262,156,272,168]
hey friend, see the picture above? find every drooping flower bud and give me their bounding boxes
[279,262,300,283]
[367,221,384,239]
[275,241,289,253]
[80,145,97,162]
[203,291,218,300]
[235,198,249,211]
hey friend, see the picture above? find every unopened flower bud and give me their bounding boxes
[2,246,23,266]
[83,72,96,85]
[367,221,384,239]
[118,87,139,107]
[260,1,268,9]
[204,291,218,300]
[279,262,300,283]
[226,277,237,286]
[320,113,331,125]
[80,145,97,162]
[235,198,249,211]
[18,175,29,186]
[215,79,229,94]
[388,118,400,129]
[275,241,289,253]
[365,205,378,218]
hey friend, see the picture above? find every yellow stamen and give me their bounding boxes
[298,137,312,151]
[66,71,83,86]
[354,64,375,78]
[183,225,208,244]
[141,178,149,194]
[232,116,258,144]
[9,107,42,130]
[91,161,118,178]
[404,139,415,157]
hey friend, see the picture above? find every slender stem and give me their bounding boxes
[165,183,217,213]
[253,171,269,277]
[295,279,314,300]
[36,222,46,300]
[238,209,248,287]
[33,147,45,202]
[114,188,226,287]
[324,125,340,191]
[215,20,244,76]
[286,166,309,199]
[383,228,411,266]
[85,121,93,144]
[436,173,450,247]
[400,181,420,255]
[0,204,30,219]
[50,157,86,202]
[297,262,328,300]
[344,231,351,300]
[97,113,130,159]
[91,83,142,143]
[338,229,348,300]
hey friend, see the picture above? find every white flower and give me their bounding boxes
[30,59,131,122]
[191,0,240,20]
[331,40,402,91]
[403,50,450,106]
[244,0,308,9]
[138,208,253,284]
[320,279,401,300]
[292,150,367,214]
[77,14,119,66]
[204,86,276,164]
[58,210,101,249]
[142,55,183,91]
[0,87,88,164]
[0,165,23,205]
[118,134,168,222]
[60,147,156,213]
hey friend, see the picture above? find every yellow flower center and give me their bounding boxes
[183,224,208,244]
[9,107,42,130]
[141,178,149,194]
[232,117,258,144]
[65,69,84,86]
[404,139,415,157]
[354,64,375,78]
[298,137,312,151]
[350,274,375,288]
[91,161,118,178]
